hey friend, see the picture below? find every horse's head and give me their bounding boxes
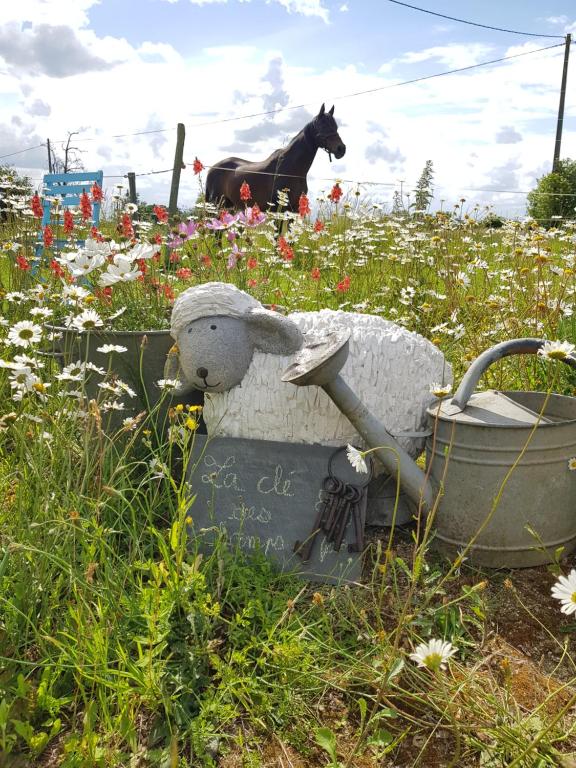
[313,104,346,160]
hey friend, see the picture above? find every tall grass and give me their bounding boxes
[0,195,575,766]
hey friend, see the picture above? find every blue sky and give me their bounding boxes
[1,0,575,213]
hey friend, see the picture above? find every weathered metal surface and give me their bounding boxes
[427,391,576,567]
[49,326,204,427]
[282,334,435,514]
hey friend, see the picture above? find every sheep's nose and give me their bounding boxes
[196,367,209,379]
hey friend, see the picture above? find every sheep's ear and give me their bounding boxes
[246,309,303,355]
[328,105,334,116]
[319,103,325,117]
[164,344,195,396]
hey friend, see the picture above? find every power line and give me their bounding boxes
[187,42,564,127]
[2,42,565,166]
[37,41,567,149]
[0,143,46,160]
[386,0,566,39]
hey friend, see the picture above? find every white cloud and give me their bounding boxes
[272,0,329,23]
[2,17,575,214]
[380,43,494,73]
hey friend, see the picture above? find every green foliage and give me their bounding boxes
[413,159,434,213]
[527,158,576,223]
[1,197,576,765]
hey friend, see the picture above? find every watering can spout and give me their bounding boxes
[281,331,435,515]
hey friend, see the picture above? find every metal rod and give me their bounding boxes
[323,376,435,514]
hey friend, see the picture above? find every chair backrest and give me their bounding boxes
[41,171,104,228]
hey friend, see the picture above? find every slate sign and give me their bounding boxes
[185,435,375,583]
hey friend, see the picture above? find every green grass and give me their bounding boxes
[0,196,576,766]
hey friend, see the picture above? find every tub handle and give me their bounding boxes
[452,338,576,411]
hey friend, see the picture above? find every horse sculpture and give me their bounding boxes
[205,104,346,213]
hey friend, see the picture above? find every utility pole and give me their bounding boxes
[47,139,53,173]
[127,172,137,204]
[168,123,186,215]
[553,33,571,172]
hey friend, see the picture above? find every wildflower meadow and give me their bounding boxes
[1,167,576,767]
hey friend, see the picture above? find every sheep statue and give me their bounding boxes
[164,282,452,459]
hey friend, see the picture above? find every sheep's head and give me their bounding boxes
[164,282,304,394]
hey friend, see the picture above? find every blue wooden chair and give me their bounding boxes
[35,170,104,257]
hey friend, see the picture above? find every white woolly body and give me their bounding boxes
[203,309,452,457]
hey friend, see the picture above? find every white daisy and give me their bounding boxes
[124,203,138,214]
[56,361,87,383]
[29,307,53,319]
[409,639,457,672]
[346,444,368,473]
[551,569,576,615]
[430,382,452,399]
[62,285,91,302]
[70,310,104,333]
[5,291,26,303]
[7,321,43,348]
[101,400,126,411]
[96,344,128,354]
[538,340,576,361]
[156,378,182,391]
[569,458,576,471]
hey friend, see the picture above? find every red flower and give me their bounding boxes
[16,255,30,271]
[201,254,212,267]
[154,205,168,223]
[121,213,134,239]
[137,259,148,275]
[176,267,193,280]
[169,251,181,263]
[329,183,343,203]
[96,286,113,303]
[278,236,294,262]
[314,219,324,233]
[193,157,204,175]
[298,193,310,217]
[80,191,92,222]
[31,193,43,219]
[247,278,258,288]
[50,259,64,278]
[163,284,175,301]
[91,182,103,203]
[90,225,103,242]
[63,209,74,234]
[336,275,351,293]
[239,181,251,202]
[43,225,54,248]
[154,232,163,245]
[311,267,321,280]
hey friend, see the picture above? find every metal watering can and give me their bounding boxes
[282,336,576,568]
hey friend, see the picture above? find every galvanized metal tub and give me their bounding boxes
[426,389,576,568]
[46,326,204,429]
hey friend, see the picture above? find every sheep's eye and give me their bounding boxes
[210,324,217,330]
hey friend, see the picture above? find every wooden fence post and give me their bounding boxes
[127,172,137,204]
[169,123,186,215]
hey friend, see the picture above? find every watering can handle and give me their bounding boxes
[451,338,576,410]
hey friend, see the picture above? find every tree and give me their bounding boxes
[49,131,85,174]
[527,159,576,224]
[413,160,434,213]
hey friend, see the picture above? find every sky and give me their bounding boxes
[0,0,575,215]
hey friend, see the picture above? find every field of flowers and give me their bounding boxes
[1,173,576,767]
